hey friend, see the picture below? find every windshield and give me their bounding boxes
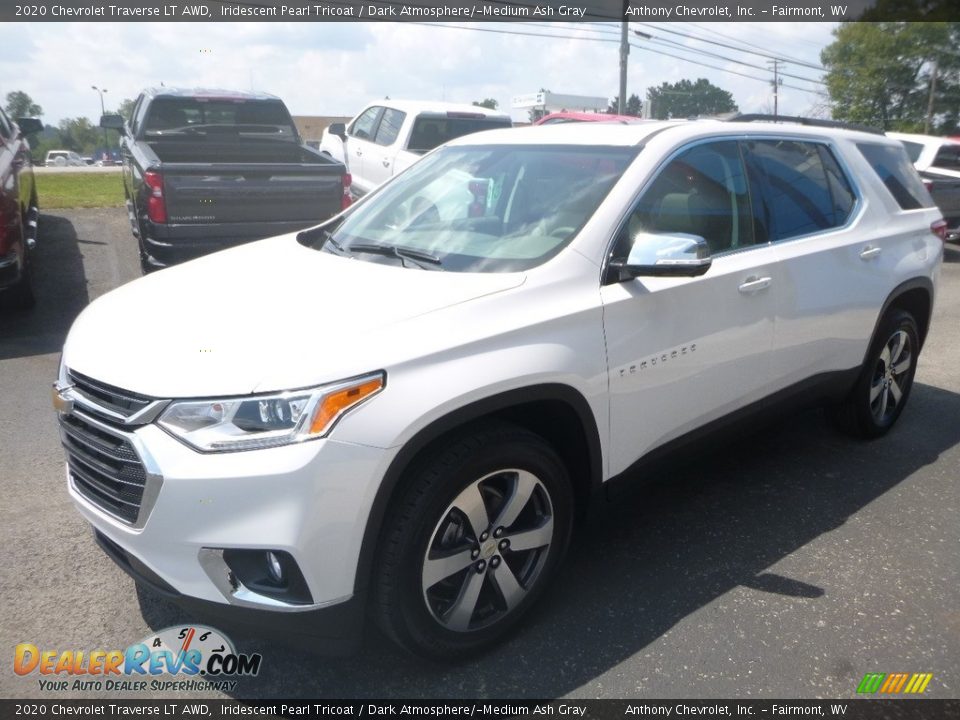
[322,144,638,273]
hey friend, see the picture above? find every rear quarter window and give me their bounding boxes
[856,142,934,210]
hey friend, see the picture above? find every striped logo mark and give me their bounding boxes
[857,672,933,694]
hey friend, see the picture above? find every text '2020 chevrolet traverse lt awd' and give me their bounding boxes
[54,119,944,658]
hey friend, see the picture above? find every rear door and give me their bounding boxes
[755,137,927,387]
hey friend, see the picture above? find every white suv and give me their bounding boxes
[54,119,944,658]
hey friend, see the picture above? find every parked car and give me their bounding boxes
[888,131,960,242]
[55,119,944,659]
[102,87,351,272]
[534,111,641,125]
[319,100,512,196]
[0,110,42,309]
[44,149,85,167]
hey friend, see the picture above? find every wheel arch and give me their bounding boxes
[866,277,934,361]
[352,383,603,596]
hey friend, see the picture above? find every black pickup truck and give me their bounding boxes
[102,88,351,271]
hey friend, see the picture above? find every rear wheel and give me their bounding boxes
[374,422,573,659]
[832,309,919,438]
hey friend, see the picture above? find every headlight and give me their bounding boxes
[157,372,385,452]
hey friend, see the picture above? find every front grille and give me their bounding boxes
[59,409,148,525]
[67,370,155,423]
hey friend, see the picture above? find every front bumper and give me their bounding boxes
[94,530,365,654]
[65,415,393,648]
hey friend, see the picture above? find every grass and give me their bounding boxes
[34,172,126,209]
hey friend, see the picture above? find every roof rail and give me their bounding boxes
[725,113,884,136]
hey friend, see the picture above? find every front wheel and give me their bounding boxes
[373,423,573,659]
[832,309,919,438]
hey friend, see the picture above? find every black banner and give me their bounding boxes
[3,700,960,720]
[1,0,950,24]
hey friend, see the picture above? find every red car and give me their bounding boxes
[534,111,642,125]
[0,108,41,309]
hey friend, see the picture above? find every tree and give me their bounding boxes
[821,22,960,133]
[646,79,737,120]
[5,91,42,118]
[57,117,101,154]
[472,98,498,110]
[117,98,136,121]
[607,94,642,117]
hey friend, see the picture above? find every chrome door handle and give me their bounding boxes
[860,246,882,260]
[738,276,772,294]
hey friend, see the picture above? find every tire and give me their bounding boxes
[373,422,573,660]
[832,309,919,439]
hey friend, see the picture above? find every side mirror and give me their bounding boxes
[100,114,126,133]
[615,232,712,279]
[328,122,347,141]
[16,118,43,136]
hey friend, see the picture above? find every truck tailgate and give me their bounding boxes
[162,164,342,224]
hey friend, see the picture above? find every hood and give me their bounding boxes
[63,234,525,398]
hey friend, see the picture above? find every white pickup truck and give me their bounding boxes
[319,100,511,197]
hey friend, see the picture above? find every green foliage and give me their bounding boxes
[821,22,960,133]
[472,98,499,110]
[117,98,136,121]
[5,90,42,118]
[56,117,102,154]
[607,94,643,117]
[646,79,738,120]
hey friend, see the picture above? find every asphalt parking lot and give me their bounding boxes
[1,209,958,700]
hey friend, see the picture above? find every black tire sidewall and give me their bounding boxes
[378,424,573,659]
[854,310,919,436]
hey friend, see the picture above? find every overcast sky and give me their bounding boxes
[0,21,837,125]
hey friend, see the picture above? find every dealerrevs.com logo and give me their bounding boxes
[14,625,262,693]
[857,672,934,694]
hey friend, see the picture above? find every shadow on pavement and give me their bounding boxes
[134,381,960,699]
[0,214,89,361]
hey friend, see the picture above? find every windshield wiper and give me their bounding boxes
[348,243,444,270]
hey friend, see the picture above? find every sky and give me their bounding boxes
[0,21,838,126]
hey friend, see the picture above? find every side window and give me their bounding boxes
[349,107,382,141]
[818,145,856,223]
[374,108,406,147]
[933,143,960,171]
[622,141,754,256]
[131,95,149,136]
[856,142,934,211]
[0,109,13,139]
[744,140,841,242]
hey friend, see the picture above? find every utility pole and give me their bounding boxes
[767,60,784,118]
[925,59,939,135]
[619,5,629,115]
[91,85,108,155]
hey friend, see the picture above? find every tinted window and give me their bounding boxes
[857,142,934,210]
[625,141,754,255]
[349,107,382,140]
[933,143,960,171]
[144,97,296,138]
[374,108,406,146]
[0,109,12,139]
[131,95,148,135]
[408,116,512,154]
[818,145,856,223]
[744,140,845,241]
